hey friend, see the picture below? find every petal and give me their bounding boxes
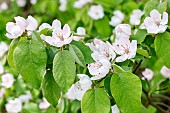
[115,54,128,62]
[150,9,161,21]
[160,12,168,25]
[26,15,38,30]
[63,24,71,39]
[88,62,100,75]
[52,19,61,30]
[39,23,52,32]
[66,84,76,100]
[14,16,28,30]
[144,17,158,34]
[77,27,86,35]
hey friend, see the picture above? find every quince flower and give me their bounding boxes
[160,66,170,79]
[88,52,111,80]
[39,97,50,110]
[6,98,22,113]
[110,10,124,27]
[16,0,26,7]
[59,0,67,12]
[0,2,8,11]
[18,91,32,103]
[142,68,154,81]
[73,27,86,41]
[74,0,92,9]
[141,9,168,34]
[66,74,92,100]
[88,5,104,20]
[40,19,73,47]
[0,42,8,58]
[113,39,137,62]
[112,104,120,113]
[87,38,116,61]
[115,24,131,40]
[1,73,15,88]
[130,9,144,25]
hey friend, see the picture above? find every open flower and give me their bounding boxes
[88,52,111,80]
[66,74,92,100]
[6,98,22,113]
[160,66,170,79]
[141,9,168,34]
[130,9,144,25]
[39,97,50,110]
[18,91,32,103]
[87,38,116,61]
[0,62,4,75]
[73,27,86,41]
[1,73,15,88]
[40,19,73,47]
[0,2,8,11]
[88,5,104,20]
[113,39,137,62]
[59,0,67,12]
[115,24,131,40]
[0,42,8,58]
[16,0,26,7]
[26,16,38,31]
[109,10,124,27]
[74,0,92,9]
[112,105,120,113]
[142,68,154,81]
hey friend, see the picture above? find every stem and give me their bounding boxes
[152,94,170,102]
[133,60,143,74]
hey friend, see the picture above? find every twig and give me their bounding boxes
[133,60,143,74]
[152,94,170,102]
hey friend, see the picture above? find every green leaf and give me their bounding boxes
[144,0,167,16]
[22,102,41,113]
[94,0,123,7]
[110,72,142,113]
[53,50,76,94]
[94,16,112,37]
[71,41,94,64]
[69,44,86,67]
[112,64,124,73]
[42,70,61,107]
[137,48,150,58]
[32,31,44,44]
[8,38,19,68]
[45,106,56,113]
[155,32,170,68]
[131,29,147,44]
[81,88,110,113]
[13,39,47,89]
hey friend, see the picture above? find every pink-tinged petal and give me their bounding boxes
[121,24,131,35]
[64,36,73,44]
[91,73,106,80]
[150,9,161,21]
[142,68,154,81]
[115,54,128,62]
[6,33,16,39]
[160,66,170,78]
[26,15,38,30]
[160,12,168,25]
[88,62,100,75]
[66,84,76,100]
[93,38,103,45]
[86,43,98,52]
[144,17,158,34]
[63,24,71,39]
[77,27,86,35]
[14,16,28,30]
[113,44,124,55]
[158,25,167,33]
[91,52,101,61]
[6,22,15,33]
[39,23,52,32]
[52,19,61,30]
[111,105,120,113]
[44,36,58,47]
[55,41,65,47]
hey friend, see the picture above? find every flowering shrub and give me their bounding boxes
[0,0,170,113]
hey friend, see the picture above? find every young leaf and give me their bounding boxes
[42,70,61,107]
[53,50,76,94]
[110,72,142,113]
[131,29,147,44]
[155,32,170,68]
[69,44,86,67]
[8,38,19,68]
[112,64,124,73]
[81,88,110,113]
[13,39,47,89]
[71,41,94,64]
[137,48,150,58]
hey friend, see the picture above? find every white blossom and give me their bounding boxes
[110,10,124,27]
[88,5,104,20]
[140,9,168,34]
[74,0,92,9]
[16,0,26,7]
[115,24,131,40]
[130,9,144,25]
[0,2,8,11]
[66,74,92,100]
[142,68,154,81]
[6,98,22,113]
[1,73,15,88]
[73,27,86,41]
[0,42,8,58]
[39,97,50,110]
[160,66,170,79]
[39,19,73,47]
[112,105,120,113]
[30,0,37,5]
[59,0,67,12]
[88,52,111,80]
[18,91,32,103]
